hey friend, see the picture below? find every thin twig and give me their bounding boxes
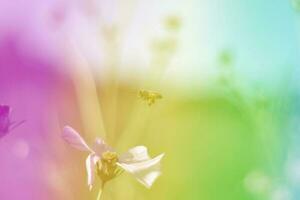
[9,120,25,131]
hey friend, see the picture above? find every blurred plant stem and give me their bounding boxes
[96,188,103,200]
[93,0,139,144]
[216,49,294,173]
[101,25,121,143]
[67,40,107,139]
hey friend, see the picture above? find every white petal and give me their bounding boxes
[118,153,164,188]
[93,137,112,156]
[86,153,100,190]
[119,146,150,163]
[62,126,93,152]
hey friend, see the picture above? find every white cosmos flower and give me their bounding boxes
[62,126,164,190]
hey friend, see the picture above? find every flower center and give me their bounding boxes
[96,151,122,184]
[101,151,118,164]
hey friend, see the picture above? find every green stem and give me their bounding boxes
[96,182,105,200]
[96,188,102,200]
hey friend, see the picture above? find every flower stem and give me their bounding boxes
[96,182,105,200]
[96,188,102,200]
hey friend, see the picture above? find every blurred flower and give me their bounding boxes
[138,90,163,106]
[270,186,292,200]
[0,105,10,137]
[0,105,24,138]
[244,171,272,195]
[62,126,164,190]
[286,160,300,184]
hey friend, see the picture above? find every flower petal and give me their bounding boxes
[119,146,150,163]
[118,153,164,188]
[86,153,100,190]
[93,137,112,156]
[62,126,93,152]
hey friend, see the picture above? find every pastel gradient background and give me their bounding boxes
[0,0,300,199]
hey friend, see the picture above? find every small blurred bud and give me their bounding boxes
[164,15,181,31]
[219,50,233,66]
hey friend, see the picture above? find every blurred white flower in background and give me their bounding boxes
[286,160,300,184]
[244,170,272,195]
[270,186,292,200]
